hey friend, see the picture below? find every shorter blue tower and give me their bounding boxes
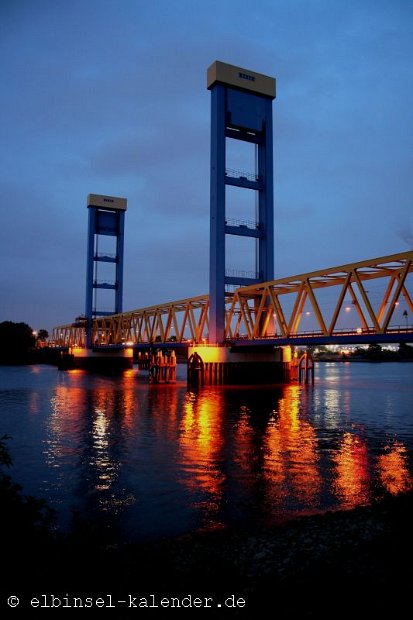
[85,193,127,348]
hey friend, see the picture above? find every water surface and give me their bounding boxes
[1,362,412,542]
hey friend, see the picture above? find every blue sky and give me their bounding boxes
[1,0,412,333]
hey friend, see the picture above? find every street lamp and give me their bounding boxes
[403,310,408,329]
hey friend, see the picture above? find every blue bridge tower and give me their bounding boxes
[85,193,127,348]
[207,61,276,344]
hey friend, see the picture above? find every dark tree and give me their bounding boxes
[37,329,49,342]
[0,321,36,363]
[398,342,413,359]
[365,343,383,360]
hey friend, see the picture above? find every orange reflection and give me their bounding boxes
[120,370,138,428]
[150,385,180,439]
[377,442,413,495]
[179,389,225,527]
[67,368,84,376]
[264,385,321,508]
[333,431,370,508]
[48,377,86,440]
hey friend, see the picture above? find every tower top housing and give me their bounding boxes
[207,60,276,99]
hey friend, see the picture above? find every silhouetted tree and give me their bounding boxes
[398,342,413,359]
[0,321,35,363]
[37,329,49,342]
[365,343,383,360]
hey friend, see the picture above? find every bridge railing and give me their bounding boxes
[227,325,413,344]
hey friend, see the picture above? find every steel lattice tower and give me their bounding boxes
[207,61,276,343]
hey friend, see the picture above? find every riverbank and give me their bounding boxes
[3,489,413,617]
[111,490,413,616]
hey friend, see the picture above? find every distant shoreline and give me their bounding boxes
[314,355,413,362]
[313,353,413,363]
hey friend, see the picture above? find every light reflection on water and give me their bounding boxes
[377,442,412,495]
[0,362,412,541]
[333,431,370,508]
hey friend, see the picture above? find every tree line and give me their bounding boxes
[0,321,49,364]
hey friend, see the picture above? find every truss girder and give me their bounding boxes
[52,295,212,346]
[225,251,413,340]
[52,251,413,346]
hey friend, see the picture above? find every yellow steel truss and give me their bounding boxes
[226,251,413,339]
[53,295,211,346]
[52,251,413,346]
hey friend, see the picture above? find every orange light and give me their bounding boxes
[71,346,84,355]
[377,443,412,495]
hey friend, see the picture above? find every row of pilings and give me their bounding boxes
[137,350,177,383]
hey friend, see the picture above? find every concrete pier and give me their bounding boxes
[187,345,292,386]
[59,346,134,371]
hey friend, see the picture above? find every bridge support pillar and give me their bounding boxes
[187,345,292,386]
[59,347,133,372]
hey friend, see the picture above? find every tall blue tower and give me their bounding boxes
[207,61,276,343]
[85,193,127,348]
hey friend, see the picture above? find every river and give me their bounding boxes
[1,362,412,543]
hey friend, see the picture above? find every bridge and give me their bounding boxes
[52,61,412,382]
[52,250,413,348]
